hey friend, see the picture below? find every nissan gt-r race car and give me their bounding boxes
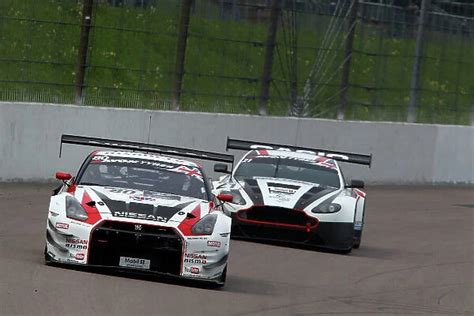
[45,135,234,286]
[213,138,372,253]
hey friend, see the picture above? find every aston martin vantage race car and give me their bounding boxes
[213,138,372,253]
[45,135,234,286]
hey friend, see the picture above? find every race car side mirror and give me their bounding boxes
[55,172,72,181]
[346,180,364,189]
[214,163,231,174]
[216,193,233,203]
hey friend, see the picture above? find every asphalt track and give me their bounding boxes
[0,183,472,316]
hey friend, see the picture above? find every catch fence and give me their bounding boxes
[0,0,472,124]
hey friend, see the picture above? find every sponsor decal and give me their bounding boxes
[249,154,337,169]
[130,195,153,202]
[174,166,203,180]
[65,238,88,250]
[55,222,69,229]
[128,191,182,202]
[185,253,207,259]
[249,144,349,161]
[184,266,201,275]
[184,253,207,264]
[75,253,85,260]
[273,194,291,202]
[207,240,221,248]
[107,188,138,195]
[92,155,177,169]
[269,187,297,195]
[119,256,151,269]
[187,237,208,240]
[113,211,168,223]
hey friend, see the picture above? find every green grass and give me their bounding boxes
[0,0,472,125]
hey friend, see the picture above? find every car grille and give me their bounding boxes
[236,206,318,230]
[88,221,183,275]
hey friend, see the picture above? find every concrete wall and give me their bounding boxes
[0,102,472,184]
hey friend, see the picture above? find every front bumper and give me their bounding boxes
[45,219,228,282]
[231,211,354,251]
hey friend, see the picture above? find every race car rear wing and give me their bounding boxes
[60,134,234,164]
[226,138,371,167]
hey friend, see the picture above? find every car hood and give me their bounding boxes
[237,177,338,210]
[73,185,207,225]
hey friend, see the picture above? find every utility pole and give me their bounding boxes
[74,0,94,105]
[407,0,431,123]
[338,0,358,120]
[258,0,281,116]
[172,0,193,111]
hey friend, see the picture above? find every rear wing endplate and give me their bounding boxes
[226,138,371,167]
[60,134,234,165]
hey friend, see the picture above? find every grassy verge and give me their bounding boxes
[0,0,472,124]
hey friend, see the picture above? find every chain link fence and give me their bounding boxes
[0,0,472,124]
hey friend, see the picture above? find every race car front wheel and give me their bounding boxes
[208,266,227,288]
[44,245,53,265]
[353,230,362,249]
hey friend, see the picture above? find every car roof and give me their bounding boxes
[93,150,200,168]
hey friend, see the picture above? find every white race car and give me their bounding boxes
[213,138,372,253]
[45,135,234,286]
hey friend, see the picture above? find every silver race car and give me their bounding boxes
[213,138,372,253]
[45,135,234,286]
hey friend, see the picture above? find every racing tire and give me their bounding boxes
[44,245,53,265]
[353,206,365,249]
[208,266,227,288]
[337,246,352,254]
[352,201,365,249]
[353,230,362,249]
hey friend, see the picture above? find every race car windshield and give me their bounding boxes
[78,158,208,200]
[234,157,340,188]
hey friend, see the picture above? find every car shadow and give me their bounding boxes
[232,237,351,255]
[44,259,279,294]
[348,245,401,260]
[45,261,226,290]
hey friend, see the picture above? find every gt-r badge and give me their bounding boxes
[134,224,142,231]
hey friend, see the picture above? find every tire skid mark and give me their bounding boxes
[355,260,474,285]
[236,282,471,316]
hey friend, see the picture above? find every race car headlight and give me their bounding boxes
[312,203,342,213]
[66,196,88,221]
[191,213,217,235]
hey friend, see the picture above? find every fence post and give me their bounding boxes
[172,0,193,111]
[407,0,431,123]
[258,0,281,116]
[74,0,94,105]
[471,104,474,126]
[338,0,358,120]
